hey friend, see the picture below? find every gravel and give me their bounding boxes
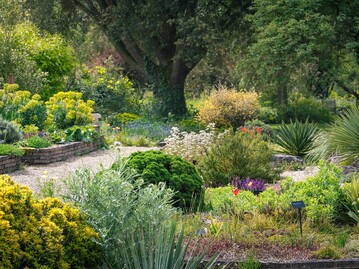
[8,146,159,193]
[9,146,319,194]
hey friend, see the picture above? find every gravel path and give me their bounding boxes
[9,146,318,193]
[9,146,159,193]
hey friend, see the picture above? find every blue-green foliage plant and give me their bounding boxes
[64,160,177,269]
[122,150,204,210]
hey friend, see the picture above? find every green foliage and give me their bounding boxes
[274,119,320,158]
[108,112,140,127]
[281,162,344,224]
[45,91,94,130]
[342,176,359,224]
[244,119,275,140]
[204,186,259,214]
[0,175,101,268]
[326,106,359,165]
[0,117,22,143]
[198,130,276,185]
[123,150,204,210]
[313,246,341,259]
[0,144,25,156]
[238,253,261,269]
[258,106,279,124]
[122,221,220,269]
[64,125,99,142]
[75,64,138,116]
[280,96,332,123]
[64,161,177,269]
[197,87,260,128]
[25,135,52,148]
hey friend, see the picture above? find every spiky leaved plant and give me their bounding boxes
[326,106,359,165]
[275,119,320,158]
[121,220,223,269]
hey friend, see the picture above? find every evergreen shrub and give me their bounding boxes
[122,150,204,210]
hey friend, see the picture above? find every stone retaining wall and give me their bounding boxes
[0,139,103,174]
[21,140,102,165]
[0,155,22,174]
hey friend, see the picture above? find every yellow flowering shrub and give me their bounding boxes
[0,84,47,129]
[0,175,101,268]
[45,91,94,129]
[197,87,261,128]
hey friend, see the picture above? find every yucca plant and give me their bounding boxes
[274,119,320,158]
[121,221,224,269]
[326,106,359,165]
[342,176,359,224]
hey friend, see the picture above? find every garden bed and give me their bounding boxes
[20,139,103,165]
[0,139,103,174]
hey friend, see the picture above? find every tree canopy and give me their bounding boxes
[28,0,252,116]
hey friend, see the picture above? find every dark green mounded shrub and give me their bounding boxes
[122,150,204,210]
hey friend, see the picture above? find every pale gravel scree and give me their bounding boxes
[8,146,317,193]
[9,147,159,194]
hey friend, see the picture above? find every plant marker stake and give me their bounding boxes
[291,201,305,237]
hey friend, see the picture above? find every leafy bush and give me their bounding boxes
[64,125,99,142]
[342,176,359,224]
[0,144,24,156]
[198,130,276,185]
[279,95,332,123]
[122,150,204,210]
[0,118,22,143]
[204,186,259,214]
[274,119,320,158]
[64,161,177,269]
[244,119,275,140]
[164,124,216,163]
[280,162,344,224]
[75,64,138,116]
[258,106,279,124]
[0,175,101,268]
[45,91,94,130]
[25,135,52,148]
[108,112,140,127]
[197,87,260,128]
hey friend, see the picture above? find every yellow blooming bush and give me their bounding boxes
[45,91,94,129]
[0,84,47,129]
[197,86,261,128]
[0,175,101,268]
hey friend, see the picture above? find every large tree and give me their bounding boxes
[238,0,358,105]
[40,0,251,116]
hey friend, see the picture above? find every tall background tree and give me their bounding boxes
[26,0,252,116]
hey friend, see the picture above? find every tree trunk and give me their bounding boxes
[146,58,188,117]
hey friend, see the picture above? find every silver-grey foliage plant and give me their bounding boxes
[64,160,177,269]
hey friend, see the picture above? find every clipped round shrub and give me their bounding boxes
[122,150,204,210]
[0,118,22,143]
[0,175,101,269]
[197,86,260,128]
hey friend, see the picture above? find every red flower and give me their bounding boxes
[255,127,262,133]
[239,127,248,134]
[232,188,240,196]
